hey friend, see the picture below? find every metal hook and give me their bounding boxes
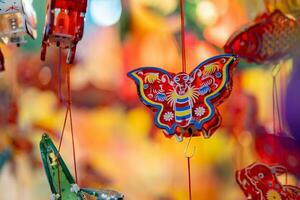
[184,135,196,158]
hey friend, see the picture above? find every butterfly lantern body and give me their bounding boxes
[40,134,124,200]
[0,0,37,45]
[236,162,300,200]
[41,0,88,64]
[128,54,238,139]
[224,10,300,64]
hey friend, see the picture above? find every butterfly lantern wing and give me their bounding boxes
[128,67,178,136]
[128,54,238,139]
[188,54,238,138]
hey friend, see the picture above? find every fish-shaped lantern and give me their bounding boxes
[0,0,37,45]
[236,162,300,200]
[40,134,124,200]
[224,10,300,64]
[128,54,238,140]
[40,0,88,64]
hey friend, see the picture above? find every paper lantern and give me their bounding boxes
[40,134,124,200]
[40,0,88,64]
[224,10,300,64]
[236,162,300,199]
[128,54,238,139]
[0,0,37,45]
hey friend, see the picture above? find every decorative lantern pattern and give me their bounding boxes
[128,54,238,139]
[224,10,300,64]
[236,162,300,200]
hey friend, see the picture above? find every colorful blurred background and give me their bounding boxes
[0,0,298,199]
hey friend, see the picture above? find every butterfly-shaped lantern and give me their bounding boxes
[128,54,238,140]
[224,10,300,64]
[40,0,88,64]
[236,162,300,200]
[0,0,37,45]
[40,134,124,200]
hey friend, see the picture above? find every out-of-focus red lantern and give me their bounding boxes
[224,10,300,64]
[41,0,88,64]
[255,126,300,177]
[236,162,300,199]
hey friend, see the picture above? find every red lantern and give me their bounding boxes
[255,127,300,177]
[128,54,238,139]
[236,162,300,199]
[224,10,300,64]
[41,0,88,64]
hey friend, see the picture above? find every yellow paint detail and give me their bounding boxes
[175,110,191,117]
[202,56,234,122]
[266,189,281,200]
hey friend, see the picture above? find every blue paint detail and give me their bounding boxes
[127,67,177,135]
[176,114,192,121]
[143,84,149,89]
[175,105,191,111]
[127,54,237,135]
[177,97,189,103]
[215,72,222,78]
[199,85,210,95]
[155,92,167,102]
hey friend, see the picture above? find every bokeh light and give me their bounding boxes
[196,0,219,26]
[90,0,122,26]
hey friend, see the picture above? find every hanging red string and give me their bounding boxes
[180,0,187,73]
[180,1,193,198]
[187,157,192,200]
[66,63,79,183]
[56,49,79,199]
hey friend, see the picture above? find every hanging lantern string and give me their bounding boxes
[180,0,187,73]
[56,48,64,199]
[56,49,79,198]
[66,62,79,184]
[272,64,283,134]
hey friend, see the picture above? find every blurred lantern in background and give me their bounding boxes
[236,162,300,199]
[90,0,122,26]
[255,126,300,177]
[224,9,300,64]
